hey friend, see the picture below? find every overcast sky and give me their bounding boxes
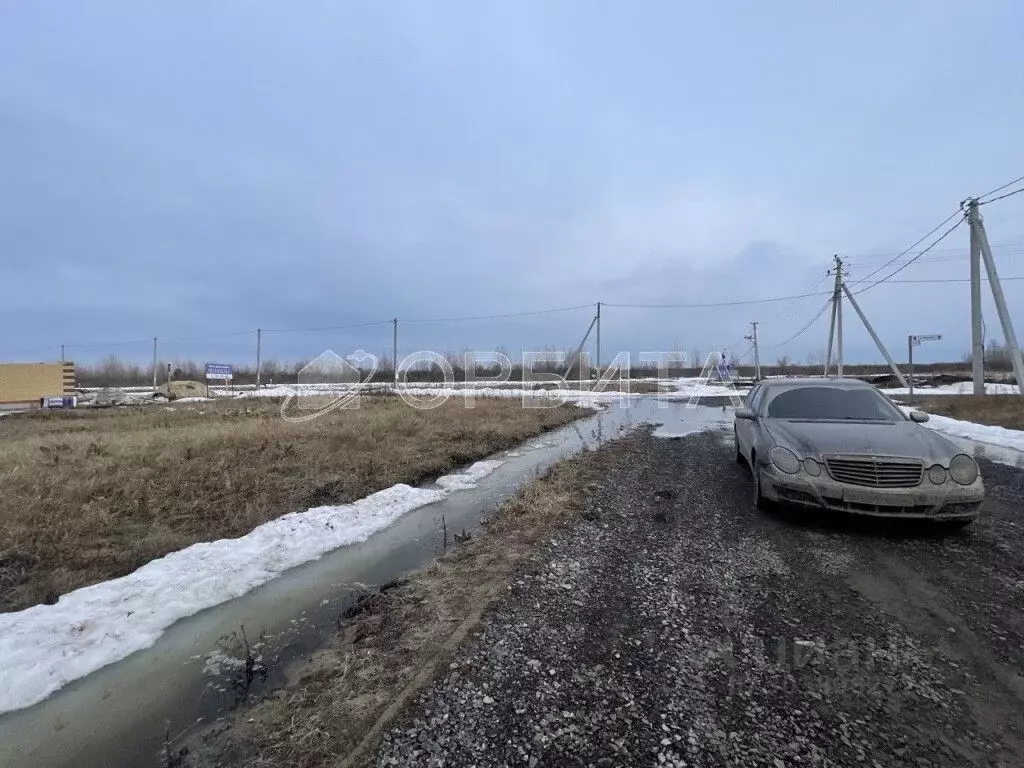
[2,2,1023,370]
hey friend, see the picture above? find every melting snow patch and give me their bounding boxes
[884,382,1019,396]
[435,460,503,491]
[901,407,1024,455]
[0,459,502,714]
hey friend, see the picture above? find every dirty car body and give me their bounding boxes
[734,378,984,521]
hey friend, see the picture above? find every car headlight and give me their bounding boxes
[803,458,822,476]
[949,454,979,485]
[927,465,947,485]
[769,446,801,474]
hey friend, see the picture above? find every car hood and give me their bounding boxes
[763,418,958,464]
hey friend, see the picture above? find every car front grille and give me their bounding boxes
[824,456,923,488]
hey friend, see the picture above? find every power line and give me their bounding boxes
[162,330,256,343]
[63,337,154,350]
[841,241,1024,261]
[772,271,831,322]
[402,303,594,324]
[846,250,1024,268]
[38,237,1020,355]
[848,209,965,288]
[977,174,1024,201]
[604,290,831,310]
[843,251,1024,277]
[767,298,833,350]
[852,215,967,295]
[880,276,1024,284]
[263,319,393,334]
[731,342,754,363]
[979,186,1024,205]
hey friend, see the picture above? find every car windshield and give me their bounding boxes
[766,386,900,421]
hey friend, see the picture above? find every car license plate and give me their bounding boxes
[844,488,881,505]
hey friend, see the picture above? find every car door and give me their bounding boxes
[736,383,763,462]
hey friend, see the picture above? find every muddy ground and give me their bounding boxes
[376,429,1024,767]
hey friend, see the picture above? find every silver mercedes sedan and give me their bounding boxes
[734,378,984,525]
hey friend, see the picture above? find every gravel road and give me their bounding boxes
[376,428,1024,767]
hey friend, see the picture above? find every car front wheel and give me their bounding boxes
[734,427,744,464]
[752,455,770,512]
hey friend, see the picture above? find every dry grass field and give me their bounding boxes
[909,394,1024,430]
[0,398,585,613]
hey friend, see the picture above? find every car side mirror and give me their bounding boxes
[909,410,929,423]
[735,407,756,420]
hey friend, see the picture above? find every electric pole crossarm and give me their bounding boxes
[841,284,908,388]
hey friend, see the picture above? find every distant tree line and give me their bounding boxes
[70,348,1015,388]
[958,339,1020,372]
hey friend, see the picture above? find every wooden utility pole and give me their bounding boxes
[745,321,761,379]
[967,199,1024,397]
[824,255,843,377]
[968,201,985,395]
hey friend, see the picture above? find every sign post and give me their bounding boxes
[907,334,942,400]
[204,363,233,398]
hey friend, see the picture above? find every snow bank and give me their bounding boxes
[226,378,747,404]
[435,459,503,490]
[662,377,751,399]
[652,423,725,439]
[231,384,642,401]
[901,407,1024,454]
[0,460,502,714]
[883,382,1020,396]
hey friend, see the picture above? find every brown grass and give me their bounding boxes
[0,398,585,613]
[907,395,1024,430]
[204,432,633,768]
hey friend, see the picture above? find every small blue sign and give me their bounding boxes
[205,363,233,381]
[42,395,77,409]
